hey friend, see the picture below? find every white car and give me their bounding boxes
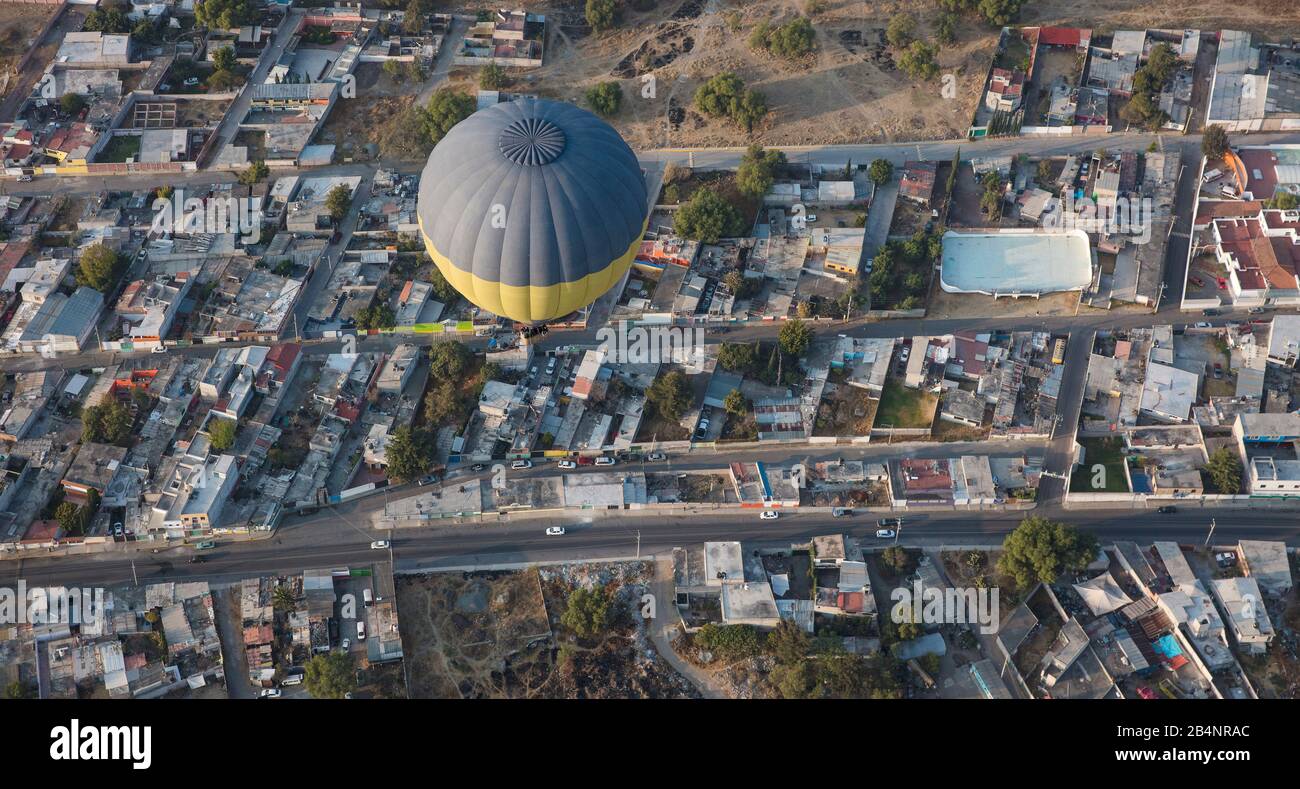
[369,540,390,550]
[260,688,282,698]
[594,456,616,466]
[356,621,366,641]
[545,526,566,536]
[759,510,779,520]
[17,174,33,183]
[1193,321,1212,329]
[875,529,896,539]
[340,638,350,650]
[511,459,533,469]
[151,345,168,354]
[557,460,577,469]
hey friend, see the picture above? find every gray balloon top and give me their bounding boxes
[417,97,648,289]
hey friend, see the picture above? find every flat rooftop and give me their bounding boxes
[940,229,1092,296]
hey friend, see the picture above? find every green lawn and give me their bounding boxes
[875,379,938,429]
[1069,437,1130,493]
[96,135,141,164]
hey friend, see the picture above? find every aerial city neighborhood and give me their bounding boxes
[1,0,1300,705]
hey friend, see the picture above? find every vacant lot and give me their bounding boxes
[875,379,936,429]
[1070,436,1130,493]
[0,4,56,81]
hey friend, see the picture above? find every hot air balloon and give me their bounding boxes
[416,97,649,326]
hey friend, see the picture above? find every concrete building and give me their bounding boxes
[939,229,1092,297]
[376,343,419,395]
[1210,576,1274,654]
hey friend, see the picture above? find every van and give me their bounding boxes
[363,588,373,607]
[281,674,304,686]
[1202,168,1222,184]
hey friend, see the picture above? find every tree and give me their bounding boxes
[673,187,746,243]
[76,244,121,293]
[868,158,894,186]
[778,318,812,357]
[646,370,692,421]
[1202,124,1230,160]
[756,17,815,59]
[736,144,787,199]
[936,12,957,46]
[303,651,356,699]
[84,7,130,34]
[421,88,475,148]
[723,388,747,417]
[402,0,425,34]
[479,63,507,90]
[325,184,353,222]
[585,81,623,118]
[694,71,768,132]
[60,93,87,116]
[383,59,406,82]
[977,0,1025,26]
[82,397,134,445]
[355,303,395,330]
[997,516,1099,591]
[385,427,429,483]
[212,45,237,74]
[585,0,617,32]
[898,40,940,81]
[1205,447,1243,494]
[195,0,257,30]
[1272,192,1299,210]
[208,418,237,451]
[885,12,916,49]
[561,587,610,639]
[717,341,758,373]
[238,160,268,185]
[272,585,297,613]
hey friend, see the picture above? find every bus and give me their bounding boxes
[1051,338,1067,365]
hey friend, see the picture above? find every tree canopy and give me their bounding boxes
[385,426,430,483]
[585,81,623,118]
[1205,447,1243,494]
[1202,124,1230,160]
[560,587,611,639]
[207,418,237,452]
[736,144,787,199]
[195,0,258,30]
[694,72,768,132]
[868,158,893,186]
[673,187,746,243]
[778,318,812,357]
[325,184,353,222]
[646,370,692,421]
[303,651,356,699]
[585,0,618,32]
[997,516,1099,591]
[76,244,122,293]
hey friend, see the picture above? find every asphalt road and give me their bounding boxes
[6,504,1297,589]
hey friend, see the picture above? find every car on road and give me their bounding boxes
[557,460,577,469]
[877,517,902,528]
[195,541,216,550]
[545,526,566,536]
[594,456,616,466]
[1249,307,1266,314]
[259,688,282,698]
[511,459,533,469]
[1202,308,1221,316]
[759,510,779,520]
[1156,505,1177,514]
[17,174,33,183]
[417,474,439,486]
[151,345,168,354]
[470,463,486,472]
[370,540,390,550]
[832,507,853,517]
[1193,321,1212,329]
[875,529,896,539]
[647,452,667,462]
[188,556,206,564]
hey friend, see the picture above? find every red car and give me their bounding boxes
[1189,275,1205,287]
[1213,363,1223,379]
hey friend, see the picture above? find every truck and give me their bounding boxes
[1051,338,1067,365]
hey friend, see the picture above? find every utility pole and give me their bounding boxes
[131,558,138,587]
[636,529,641,560]
[894,518,904,545]
[1204,517,1217,547]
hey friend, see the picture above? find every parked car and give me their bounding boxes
[1249,307,1266,314]
[545,526,566,536]
[557,460,577,469]
[151,345,168,354]
[16,174,32,183]
[356,621,366,640]
[1202,308,1221,316]
[1193,321,1212,329]
[759,510,779,520]
[647,452,667,462]
[1189,275,1205,287]
[594,456,616,466]
[832,507,853,517]
[470,463,486,472]
[877,517,902,528]
[340,638,350,650]
[183,77,200,87]
[511,459,533,469]
[1215,551,1237,567]
[545,357,556,376]
[1213,363,1223,379]
[1156,505,1177,514]
[370,540,390,550]
[195,541,216,550]
[875,529,896,539]
[417,474,439,486]
[260,688,282,698]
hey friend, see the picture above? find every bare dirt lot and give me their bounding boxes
[521,0,1300,149]
[0,4,56,82]
[397,563,698,698]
